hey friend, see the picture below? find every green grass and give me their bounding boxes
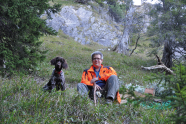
[0,29,175,123]
[37,30,156,86]
[0,75,174,123]
[0,1,175,123]
[52,0,80,7]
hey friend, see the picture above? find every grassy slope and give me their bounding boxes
[0,1,174,123]
[38,30,156,86]
[0,30,173,123]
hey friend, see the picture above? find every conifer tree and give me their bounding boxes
[0,0,61,75]
[157,64,186,123]
[168,65,186,123]
[147,0,186,68]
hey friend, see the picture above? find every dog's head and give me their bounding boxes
[50,57,68,72]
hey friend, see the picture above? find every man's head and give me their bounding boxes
[91,51,103,68]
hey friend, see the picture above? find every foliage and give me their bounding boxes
[0,0,61,76]
[75,0,90,4]
[167,64,186,123]
[93,0,126,22]
[95,0,104,6]
[0,75,173,124]
[109,2,125,22]
[52,0,77,6]
[36,30,154,85]
[0,0,180,123]
[147,0,186,67]
[148,64,186,123]
[0,26,174,124]
[106,0,129,22]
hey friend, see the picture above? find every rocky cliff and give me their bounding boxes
[43,3,123,47]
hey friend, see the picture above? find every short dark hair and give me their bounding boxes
[91,51,103,61]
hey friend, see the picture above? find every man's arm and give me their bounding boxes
[80,70,93,86]
[81,70,102,90]
[99,67,117,81]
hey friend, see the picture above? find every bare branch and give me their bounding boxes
[141,65,175,75]
[155,54,163,65]
[141,55,175,75]
[129,33,140,56]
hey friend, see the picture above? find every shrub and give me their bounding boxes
[95,0,104,6]
[148,64,186,123]
[109,3,125,22]
[75,0,90,4]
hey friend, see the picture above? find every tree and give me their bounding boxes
[107,0,126,22]
[147,0,186,68]
[112,0,133,54]
[150,64,186,123]
[168,65,186,123]
[0,0,61,76]
[113,0,147,55]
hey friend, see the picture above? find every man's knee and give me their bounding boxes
[77,83,82,88]
[109,75,117,80]
[107,75,119,91]
[107,75,118,85]
[77,83,90,93]
[77,83,85,91]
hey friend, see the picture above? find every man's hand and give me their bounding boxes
[94,84,102,91]
[91,76,101,90]
[91,76,98,84]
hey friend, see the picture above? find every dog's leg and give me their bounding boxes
[59,80,66,96]
[56,82,60,91]
[61,82,65,91]
[43,79,53,91]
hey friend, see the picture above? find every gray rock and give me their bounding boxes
[44,4,123,47]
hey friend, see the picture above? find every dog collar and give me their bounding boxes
[55,70,62,74]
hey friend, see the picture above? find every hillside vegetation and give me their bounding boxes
[1,0,179,123]
[1,30,175,123]
[39,30,156,85]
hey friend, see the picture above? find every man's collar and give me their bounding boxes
[93,66,100,72]
[89,64,103,72]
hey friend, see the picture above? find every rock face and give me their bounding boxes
[44,4,122,47]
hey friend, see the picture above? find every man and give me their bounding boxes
[77,51,121,104]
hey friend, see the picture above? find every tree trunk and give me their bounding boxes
[162,41,173,68]
[114,5,135,55]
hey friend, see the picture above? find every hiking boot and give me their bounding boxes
[106,98,113,105]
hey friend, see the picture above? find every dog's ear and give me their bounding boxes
[61,58,68,69]
[50,57,57,65]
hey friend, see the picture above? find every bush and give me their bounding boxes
[167,65,186,123]
[107,0,126,22]
[149,64,186,123]
[75,0,90,4]
[95,0,104,6]
[109,3,125,22]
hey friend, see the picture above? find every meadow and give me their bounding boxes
[0,30,175,123]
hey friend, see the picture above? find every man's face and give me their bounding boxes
[92,54,103,68]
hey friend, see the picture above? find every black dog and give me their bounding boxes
[43,57,68,91]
